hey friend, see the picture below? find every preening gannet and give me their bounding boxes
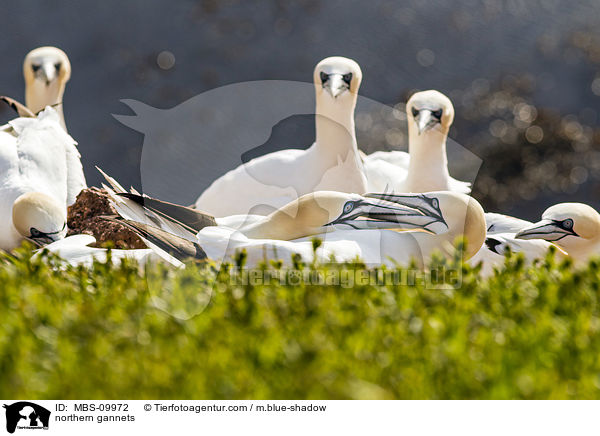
[8,192,67,249]
[194,56,367,217]
[515,203,600,264]
[23,46,71,131]
[362,90,471,194]
[0,107,86,250]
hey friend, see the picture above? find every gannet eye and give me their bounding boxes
[342,73,352,85]
[54,62,62,72]
[30,227,42,238]
[31,64,41,73]
[431,198,439,209]
[432,109,443,119]
[343,202,354,214]
[320,72,329,84]
[411,107,419,118]
[562,218,574,229]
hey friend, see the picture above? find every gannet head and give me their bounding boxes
[367,191,485,259]
[23,46,71,114]
[247,190,447,241]
[12,192,67,247]
[515,203,600,256]
[314,56,362,100]
[407,90,454,135]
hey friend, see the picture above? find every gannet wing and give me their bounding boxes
[112,218,205,265]
[485,212,532,234]
[0,96,35,118]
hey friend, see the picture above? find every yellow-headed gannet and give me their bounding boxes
[22,46,71,131]
[194,56,367,217]
[108,187,485,269]
[7,192,67,249]
[363,90,471,194]
[515,203,600,264]
[0,107,86,251]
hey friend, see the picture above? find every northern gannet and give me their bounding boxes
[109,187,485,269]
[5,192,67,250]
[194,56,367,217]
[22,46,71,131]
[515,203,600,264]
[362,90,471,194]
[0,107,86,250]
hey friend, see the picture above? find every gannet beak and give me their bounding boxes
[40,62,56,86]
[324,74,349,98]
[25,235,55,247]
[415,110,437,135]
[515,219,578,242]
[365,192,449,234]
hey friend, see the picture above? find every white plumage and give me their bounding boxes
[194,57,367,217]
[362,90,471,194]
[0,108,86,250]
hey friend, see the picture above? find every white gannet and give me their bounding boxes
[0,107,86,251]
[109,188,486,269]
[22,46,71,131]
[194,56,367,217]
[515,203,600,264]
[362,90,471,194]
[6,192,67,249]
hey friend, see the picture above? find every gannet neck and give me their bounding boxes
[404,125,451,192]
[25,81,67,129]
[314,88,358,154]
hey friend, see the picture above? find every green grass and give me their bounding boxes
[1,244,600,399]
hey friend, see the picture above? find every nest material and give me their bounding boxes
[67,187,146,249]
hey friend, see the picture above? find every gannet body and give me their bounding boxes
[362,90,471,194]
[194,57,367,217]
[515,203,600,264]
[108,181,486,269]
[0,108,85,250]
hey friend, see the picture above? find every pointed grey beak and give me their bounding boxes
[365,193,447,232]
[324,74,349,98]
[328,195,448,234]
[515,219,578,242]
[39,62,56,86]
[415,109,438,135]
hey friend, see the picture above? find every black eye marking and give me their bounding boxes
[411,107,419,118]
[54,62,61,72]
[432,109,443,119]
[562,219,574,230]
[30,227,42,238]
[343,201,355,214]
[32,64,41,73]
[320,72,329,84]
[342,73,352,85]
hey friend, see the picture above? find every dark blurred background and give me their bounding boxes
[2,0,599,219]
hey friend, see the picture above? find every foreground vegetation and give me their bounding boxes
[1,245,599,399]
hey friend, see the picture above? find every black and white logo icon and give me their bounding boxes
[3,402,50,433]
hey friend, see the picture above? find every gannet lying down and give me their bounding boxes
[0,107,86,250]
[515,203,600,265]
[108,187,486,269]
[362,90,471,194]
[194,56,367,217]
